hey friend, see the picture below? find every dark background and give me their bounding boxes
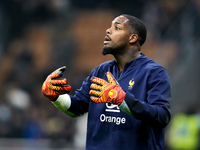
[0,0,199,149]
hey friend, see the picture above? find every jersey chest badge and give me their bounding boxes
[128,78,135,90]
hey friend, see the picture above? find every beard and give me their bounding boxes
[102,45,125,56]
[102,46,114,55]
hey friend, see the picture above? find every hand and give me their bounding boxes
[89,72,126,105]
[42,66,71,101]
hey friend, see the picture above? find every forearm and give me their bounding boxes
[119,92,171,128]
[52,94,80,118]
[52,94,89,117]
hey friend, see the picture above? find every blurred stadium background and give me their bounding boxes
[0,0,199,149]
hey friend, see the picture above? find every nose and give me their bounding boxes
[106,27,111,34]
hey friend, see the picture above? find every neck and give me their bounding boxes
[114,51,141,71]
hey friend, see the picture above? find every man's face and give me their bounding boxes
[102,16,132,55]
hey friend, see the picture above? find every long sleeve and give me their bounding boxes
[120,67,171,128]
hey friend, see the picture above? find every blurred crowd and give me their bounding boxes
[166,104,200,150]
[0,0,200,149]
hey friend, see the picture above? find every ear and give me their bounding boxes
[129,34,138,44]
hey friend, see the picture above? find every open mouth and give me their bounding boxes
[105,35,111,41]
[104,35,111,44]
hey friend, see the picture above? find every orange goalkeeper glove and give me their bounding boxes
[42,66,71,101]
[89,72,126,105]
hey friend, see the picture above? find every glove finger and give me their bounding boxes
[57,66,66,76]
[106,72,119,85]
[90,96,101,103]
[90,83,102,91]
[90,96,106,103]
[50,79,67,85]
[55,85,71,92]
[55,89,71,94]
[90,77,108,86]
[49,66,66,79]
[49,84,71,92]
[89,89,101,97]
[60,85,71,92]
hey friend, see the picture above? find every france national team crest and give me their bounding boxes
[128,78,135,90]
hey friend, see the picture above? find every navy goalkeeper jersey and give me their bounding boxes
[69,53,171,150]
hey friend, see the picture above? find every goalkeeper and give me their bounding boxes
[42,14,171,150]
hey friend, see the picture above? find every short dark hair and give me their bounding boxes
[122,14,147,46]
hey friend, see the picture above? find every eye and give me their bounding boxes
[115,26,120,30]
